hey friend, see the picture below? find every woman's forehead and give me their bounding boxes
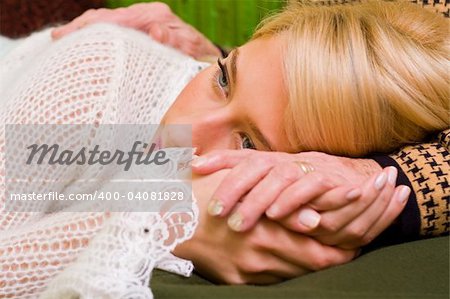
[235,36,293,152]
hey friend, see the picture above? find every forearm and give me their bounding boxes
[367,129,449,249]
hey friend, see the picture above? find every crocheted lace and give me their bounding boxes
[0,24,205,299]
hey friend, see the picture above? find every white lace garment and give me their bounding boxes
[0,24,207,299]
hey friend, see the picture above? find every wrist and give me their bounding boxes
[172,237,194,260]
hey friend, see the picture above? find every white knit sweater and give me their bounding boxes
[0,24,205,299]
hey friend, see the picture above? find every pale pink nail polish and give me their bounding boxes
[387,167,398,185]
[298,209,321,229]
[374,172,387,190]
[398,186,411,204]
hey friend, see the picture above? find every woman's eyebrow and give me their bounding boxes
[228,48,239,96]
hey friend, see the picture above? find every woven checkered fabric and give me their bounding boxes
[392,129,450,237]
[312,0,448,17]
[411,0,449,18]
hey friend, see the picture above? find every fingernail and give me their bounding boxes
[192,147,198,155]
[346,188,361,201]
[398,186,411,204]
[387,167,398,186]
[191,156,208,168]
[228,212,243,231]
[207,199,224,216]
[374,172,387,190]
[298,209,321,229]
[266,205,279,218]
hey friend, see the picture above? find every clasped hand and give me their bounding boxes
[176,149,410,284]
[192,150,411,250]
[52,2,221,59]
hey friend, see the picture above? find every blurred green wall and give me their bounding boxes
[106,0,285,47]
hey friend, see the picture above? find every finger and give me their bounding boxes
[52,20,87,39]
[275,167,396,235]
[265,171,335,220]
[352,185,411,247]
[147,23,164,42]
[163,26,193,55]
[52,9,99,39]
[273,185,361,234]
[150,23,171,44]
[272,186,362,234]
[308,185,361,211]
[227,162,303,232]
[318,169,398,247]
[239,251,309,283]
[315,167,394,235]
[167,26,200,57]
[268,230,357,272]
[277,206,321,234]
[191,149,256,174]
[207,157,273,218]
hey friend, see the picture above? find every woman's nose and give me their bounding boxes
[159,124,193,148]
[195,122,235,154]
[178,112,232,154]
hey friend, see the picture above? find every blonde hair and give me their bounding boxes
[253,0,449,156]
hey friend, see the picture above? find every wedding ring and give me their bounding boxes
[295,161,315,174]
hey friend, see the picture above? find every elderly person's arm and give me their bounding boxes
[366,128,450,249]
[52,2,222,59]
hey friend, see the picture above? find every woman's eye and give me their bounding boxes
[240,134,256,150]
[218,69,228,88]
[216,59,230,96]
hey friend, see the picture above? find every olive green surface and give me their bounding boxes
[151,236,449,299]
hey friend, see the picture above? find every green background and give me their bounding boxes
[106,0,285,47]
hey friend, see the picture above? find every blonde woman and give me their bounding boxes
[0,1,448,297]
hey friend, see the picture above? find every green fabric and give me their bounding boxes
[151,236,449,299]
[105,0,284,47]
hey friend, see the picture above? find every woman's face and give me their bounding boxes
[160,36,293,154]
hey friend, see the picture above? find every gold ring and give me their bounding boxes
[294,161,315,174]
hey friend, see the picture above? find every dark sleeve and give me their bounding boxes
[365,128,449,250]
